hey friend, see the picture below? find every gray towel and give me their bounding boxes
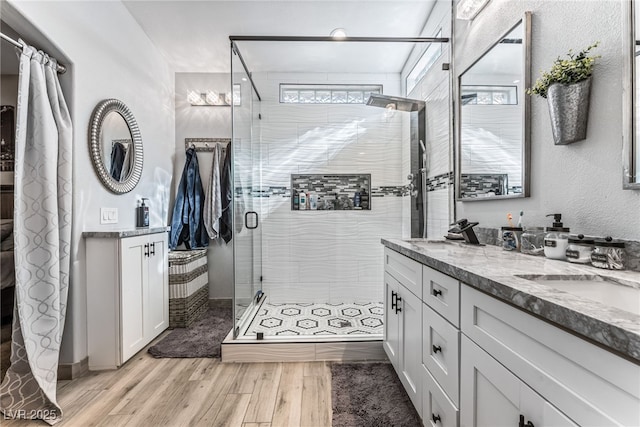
[203,144,223,239]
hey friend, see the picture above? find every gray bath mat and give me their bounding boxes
[147,307,232,358]
[331,362,421,427]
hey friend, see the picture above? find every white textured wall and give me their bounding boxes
[5,0,175,363]
[174,73,232,299]
[455,0,640,239]
[253,72,404,304]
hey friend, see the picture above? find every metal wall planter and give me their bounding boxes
[547,77,591,145]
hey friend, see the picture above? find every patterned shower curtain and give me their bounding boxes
[0,41,72,425]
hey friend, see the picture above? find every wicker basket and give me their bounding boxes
[168,249,208,328]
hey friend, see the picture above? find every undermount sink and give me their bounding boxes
[515,274,640,316]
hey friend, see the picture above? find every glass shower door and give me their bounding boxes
[231,44,262,338]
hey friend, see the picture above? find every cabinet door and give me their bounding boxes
[120,235,148,362]
[384,272,400,369]
[146,234,168,338]
[461,335,520,427]
[461,335,578,427]
[520,386,579,427]
[399,285,423,416]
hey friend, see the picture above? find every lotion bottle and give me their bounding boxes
[136,198,149,228]
[543,213,570,260]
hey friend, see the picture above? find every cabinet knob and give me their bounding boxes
[432,288,442,297]
[432,344,442,354]
[432,413,441,423]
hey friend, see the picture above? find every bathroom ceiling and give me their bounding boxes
[122,0,438,74]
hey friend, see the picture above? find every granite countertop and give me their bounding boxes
[83,226,170,238]
[382,238,640,364]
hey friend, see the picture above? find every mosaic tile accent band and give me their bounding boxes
[245,302,384,337]
[460,173,509,198]
[234,177,452,201]
[426,172,453,192]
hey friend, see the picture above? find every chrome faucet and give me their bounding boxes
[448,219,481,245]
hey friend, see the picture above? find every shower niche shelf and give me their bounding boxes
[291,173,371,211]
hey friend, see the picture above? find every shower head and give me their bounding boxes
[365,94,425,112]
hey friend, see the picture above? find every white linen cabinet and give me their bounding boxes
[84,228,169,370]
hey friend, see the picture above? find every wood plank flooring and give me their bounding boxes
[2,337,334,427]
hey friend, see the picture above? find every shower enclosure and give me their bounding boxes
[229,36,444,342]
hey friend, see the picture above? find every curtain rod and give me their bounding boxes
[1,32,67,74]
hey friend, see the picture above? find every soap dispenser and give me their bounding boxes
[543,213,570,260]
[136,198,149,228]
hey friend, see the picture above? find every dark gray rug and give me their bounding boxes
[331,362,422,427]
[147,307,232,358]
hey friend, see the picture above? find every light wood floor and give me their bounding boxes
[2,338,333,426]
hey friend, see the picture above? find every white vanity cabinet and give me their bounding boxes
[85,230,169,370]
[383,244,640,427]
[384,249,424,416]
[461,285,640,427]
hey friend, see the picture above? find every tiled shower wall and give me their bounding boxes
[404,1,453,240]
[251,72,404,304]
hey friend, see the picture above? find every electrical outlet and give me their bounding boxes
[100,208,118,224]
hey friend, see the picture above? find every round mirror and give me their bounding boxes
[89,99,143,194]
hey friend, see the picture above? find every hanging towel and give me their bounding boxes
[169,147,209,250]
[219,141,233,243]
[203,144,223,239]
[120,141,132,182]
[109,141,126,180]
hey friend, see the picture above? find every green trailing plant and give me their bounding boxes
[527,42,600,98]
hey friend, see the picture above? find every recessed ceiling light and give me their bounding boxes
[242,77,248,82]
[330,28,347,39]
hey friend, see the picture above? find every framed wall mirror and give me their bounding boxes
[89,99,143,194]
[456,12,532,201]
[623,0,640,189]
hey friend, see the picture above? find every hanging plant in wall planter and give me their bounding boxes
[527,42,600,145]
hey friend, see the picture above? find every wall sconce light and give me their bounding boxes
[456,0,491,20]
[188,84,241,106]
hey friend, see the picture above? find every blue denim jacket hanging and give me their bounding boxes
[169,147,209,249]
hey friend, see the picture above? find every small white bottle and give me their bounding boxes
[543,214,570,260]
[309,193,318,210]
[299,192,307,210]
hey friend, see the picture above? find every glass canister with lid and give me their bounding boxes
[521,227,546,256]
[501,227,523,251]
[565,234,595,264]
[591,237,626,270]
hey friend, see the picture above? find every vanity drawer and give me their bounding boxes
[423,265,460,327]
[422,365,459,427]
[422,303,460,405]
[384,248,422,298]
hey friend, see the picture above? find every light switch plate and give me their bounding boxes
[100,207,118,224]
